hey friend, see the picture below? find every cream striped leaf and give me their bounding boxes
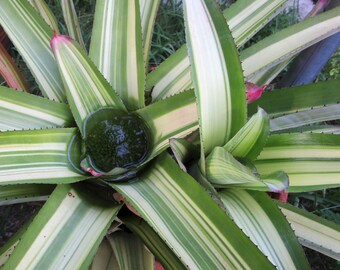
[108,231,154,270]
[255,133,340,192]
[224,0,289,47]
[0,184,54,206]
[205,147,288,192]
[61,0,86,50]
[89,0,145,110]
[121,214,186,270]
[279,202,340,261]
[139,0,161,66]
[0,86,73,131]
[183,0,246,155]
[0,0,66,102]
[146,45,192,102]
[219,189,309,270]
[278,125,340,135]
[111,154,274,270]
[147,0,288,102]
[0,128,87,185]
[2,184,121,270]
[27,0,59,32]
[51,34,126,134]
[170,138,200,171]
[137,90,198,159]
[224,108,269,161]
[242,7,340,79]
[270,104,340,131]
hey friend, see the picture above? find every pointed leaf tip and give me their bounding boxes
[246,82,272,104]
[50,33,72,53]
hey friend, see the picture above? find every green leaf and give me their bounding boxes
[205,147,288,192]
[224,108,269,161]
[0,184,54,206]
[137,90,198,159]
[224,0,289,47]
[255,133,340,192]
[51,33,126,134]
[91,238,119,270]
[61,0,86,50]
[139,0,161,66]
[107,231,154,270]
[111,154,274,269]
[183,0,246,155]
[0,86,73,131]
[27,0,59,32]
[0,42,30,91]
[219,189,310,270]
[0,0,66,102]
[248,80,340,117]
[0,128,87,185]
[2,184,121,270]
[121,214,186,270]
[279,202,340,261]
[89,0,145,110]
[277,125,340,135]
[146,45,192,102]
[146,0,288,101]
[241,7,340,79]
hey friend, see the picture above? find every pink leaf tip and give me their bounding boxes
[245,82,272,104]
[50,32,72,53]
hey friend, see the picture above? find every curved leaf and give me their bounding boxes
[111,154,274,270]
[51,33,126,134]
[183,0,246,155]
[219,189,309,270]
[0,0,66,102]
[2,184,121,270]
[89,0,145,110]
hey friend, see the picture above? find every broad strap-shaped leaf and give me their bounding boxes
[121,214,186,270]
[279,202,340,261]
[0,184,54,206]
[111,154,274,270]
[248,80,340,117]
[107,231,154,270]
[61,0,86,50]
[147,0,288,102]
[270,104,340,131]
[91,238,119,270]
[224,108,269,161]
[206,147,288,192]
[89,0,145,110]
[224,0,289,47]
[27,0,59,32]
[255,133,340,192]
[0,0,66,102]
[0,86,73,131]
[51,33,126,134]
[278,124,340,135]
[0,128,87,185]
[2,184,121,270]
[139,0,161,66]
[183,0,246,155]
[0,42,30,91]
[219,189,310,270]
[146,45,192,102]
[242,7,340,79]
[137,89,198,159]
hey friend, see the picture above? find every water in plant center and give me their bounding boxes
[84,108,150,173]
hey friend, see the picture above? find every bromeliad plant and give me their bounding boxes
[0,0,340,269]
